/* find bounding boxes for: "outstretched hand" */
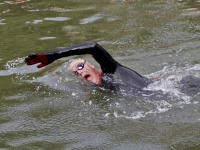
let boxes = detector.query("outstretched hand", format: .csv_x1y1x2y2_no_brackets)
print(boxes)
25,54,48,68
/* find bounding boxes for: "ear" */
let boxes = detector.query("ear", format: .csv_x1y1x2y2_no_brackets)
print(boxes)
86,62,95,69
91,65,95,69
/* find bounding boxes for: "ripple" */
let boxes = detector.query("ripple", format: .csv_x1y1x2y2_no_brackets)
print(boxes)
44,17,70,22
180,8,200,17
26,20,43,24
49,6,95,12
5,0,30,4
26,17,70,24
79,13,103,24
0,19,6,25
106,17,118,22
39,37,56,40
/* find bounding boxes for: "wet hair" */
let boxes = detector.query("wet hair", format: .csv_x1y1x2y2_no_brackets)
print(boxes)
69,59,95,71
68,59,85,71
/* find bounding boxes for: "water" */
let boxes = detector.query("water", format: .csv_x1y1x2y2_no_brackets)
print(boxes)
0,0,200,149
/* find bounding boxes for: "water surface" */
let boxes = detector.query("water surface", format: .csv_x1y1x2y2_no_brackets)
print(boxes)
0,0,200,149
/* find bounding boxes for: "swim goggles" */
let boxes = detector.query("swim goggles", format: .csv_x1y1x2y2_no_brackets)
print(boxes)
75,60,86,75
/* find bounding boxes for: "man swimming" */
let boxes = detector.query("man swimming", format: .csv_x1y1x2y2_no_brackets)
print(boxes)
25,42,152,91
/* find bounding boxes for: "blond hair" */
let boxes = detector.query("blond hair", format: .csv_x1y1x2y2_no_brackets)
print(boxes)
69,59,85,70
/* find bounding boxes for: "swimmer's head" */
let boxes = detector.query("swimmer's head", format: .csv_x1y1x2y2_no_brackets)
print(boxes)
69,59,101,85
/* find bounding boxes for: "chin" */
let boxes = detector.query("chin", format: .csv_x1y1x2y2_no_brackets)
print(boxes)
91,79,98,84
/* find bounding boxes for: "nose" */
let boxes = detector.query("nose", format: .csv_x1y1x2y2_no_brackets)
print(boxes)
76,70,83,76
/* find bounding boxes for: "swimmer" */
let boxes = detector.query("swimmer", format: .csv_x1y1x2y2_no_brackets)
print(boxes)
25,42,152,91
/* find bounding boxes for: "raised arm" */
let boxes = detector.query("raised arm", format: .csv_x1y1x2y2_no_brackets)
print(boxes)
25,42,118,73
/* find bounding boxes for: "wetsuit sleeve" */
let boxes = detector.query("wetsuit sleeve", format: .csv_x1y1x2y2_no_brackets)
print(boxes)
25,42,118,73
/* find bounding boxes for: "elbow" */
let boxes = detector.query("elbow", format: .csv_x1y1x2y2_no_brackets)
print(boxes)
86,41,99,48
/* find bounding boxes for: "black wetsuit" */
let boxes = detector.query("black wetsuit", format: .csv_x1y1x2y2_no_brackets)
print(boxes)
36,42,152,91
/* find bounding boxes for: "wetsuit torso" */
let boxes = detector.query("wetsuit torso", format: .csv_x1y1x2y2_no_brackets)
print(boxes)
35,42,152,91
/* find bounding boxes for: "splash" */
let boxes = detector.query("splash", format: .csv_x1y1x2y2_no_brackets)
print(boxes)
3,58,199,122
145,64,200,100
105,64,200,122
0,57,40,77
28,62,83,92
5,57,25,69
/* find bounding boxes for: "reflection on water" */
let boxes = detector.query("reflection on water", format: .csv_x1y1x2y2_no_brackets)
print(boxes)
44,17,71,22
26,20,43,24
80,13,104,24
180,8,200,17
0,0,200,149
26,17,71,24
39,37,56,40
0,19,6,25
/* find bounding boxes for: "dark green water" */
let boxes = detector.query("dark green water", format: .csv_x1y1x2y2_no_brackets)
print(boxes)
0,0,200,149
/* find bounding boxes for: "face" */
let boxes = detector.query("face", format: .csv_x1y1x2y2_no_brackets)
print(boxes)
69,59,101,85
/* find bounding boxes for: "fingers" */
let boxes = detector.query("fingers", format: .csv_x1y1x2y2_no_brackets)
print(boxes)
25,58,38,65
25,57,37,62
27,61,38,65
25,53,40,66
37,63,46,68
25,58,46,68
36,54,48,65
24,54,48,68
36,54,48,68
24,53,37,63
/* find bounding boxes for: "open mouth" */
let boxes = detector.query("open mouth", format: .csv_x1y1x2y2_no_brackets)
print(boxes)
84,74,92,81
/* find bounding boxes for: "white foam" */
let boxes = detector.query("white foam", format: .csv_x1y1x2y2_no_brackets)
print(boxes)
39,37,56,40
79,13,103,24
0,57,43,76
26,19,43,24
44,17,70,21
145,65,194,101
